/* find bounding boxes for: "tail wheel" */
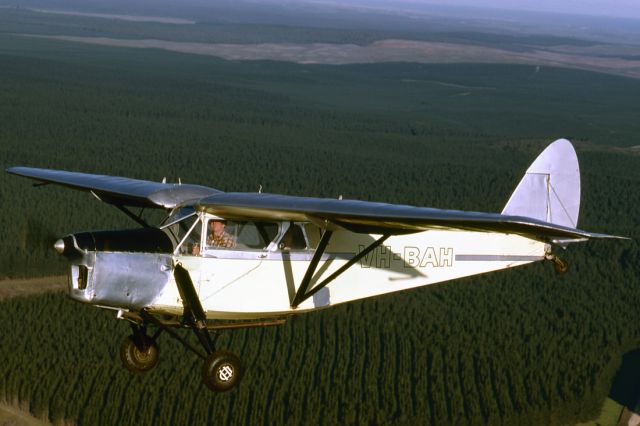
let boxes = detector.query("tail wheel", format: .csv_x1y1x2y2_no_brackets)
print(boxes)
120,334,159,373
545,251,569,275
553,256,569,274
202,350,243,392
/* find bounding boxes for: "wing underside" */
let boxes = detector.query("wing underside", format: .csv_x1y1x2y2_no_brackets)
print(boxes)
7,167,221,209
197,192,621,242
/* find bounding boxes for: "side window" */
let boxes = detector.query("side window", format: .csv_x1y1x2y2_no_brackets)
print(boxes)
304,223,321,247
205,219,237,249
256,222,279,248
278,223,309,251
204,219,279,250
236,222,261,248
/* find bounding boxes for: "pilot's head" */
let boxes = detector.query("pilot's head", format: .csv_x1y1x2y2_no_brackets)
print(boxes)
210,220,226,236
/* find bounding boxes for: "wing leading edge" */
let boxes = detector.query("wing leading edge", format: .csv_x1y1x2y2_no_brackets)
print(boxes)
7,167,221,209
197,192,623,243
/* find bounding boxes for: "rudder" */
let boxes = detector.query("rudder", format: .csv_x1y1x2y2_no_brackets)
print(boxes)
502,138,580,228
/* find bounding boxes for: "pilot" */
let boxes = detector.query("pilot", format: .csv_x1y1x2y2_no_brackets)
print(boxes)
191,242,200,256
207,220,236,248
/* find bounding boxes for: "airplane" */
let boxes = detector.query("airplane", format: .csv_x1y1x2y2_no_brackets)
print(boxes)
6,138,624,392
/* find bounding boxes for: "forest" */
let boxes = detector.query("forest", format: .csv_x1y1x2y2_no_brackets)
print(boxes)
0,31,639,425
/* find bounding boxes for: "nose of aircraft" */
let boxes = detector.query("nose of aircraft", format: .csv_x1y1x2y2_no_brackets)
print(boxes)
54,238,65,254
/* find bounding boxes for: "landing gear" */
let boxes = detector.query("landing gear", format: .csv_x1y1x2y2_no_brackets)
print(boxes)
116,264,247,391
202,350,243,392
119,333,159,373
118,314,244,391
172,263,244,392
552,256,568,274
545,249,569,275
116,265,283,391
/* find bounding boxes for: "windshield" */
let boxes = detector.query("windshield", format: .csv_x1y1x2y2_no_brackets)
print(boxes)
161,206,196,229
166,215,201,255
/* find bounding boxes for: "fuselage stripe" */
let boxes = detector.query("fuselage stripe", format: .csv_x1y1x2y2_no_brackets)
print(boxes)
455,254,543,262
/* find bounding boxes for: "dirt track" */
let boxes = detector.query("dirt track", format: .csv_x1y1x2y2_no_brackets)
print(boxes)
0,275,66,300
0,403,50,426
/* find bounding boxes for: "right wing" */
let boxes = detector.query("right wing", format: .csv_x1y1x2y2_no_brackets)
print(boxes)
196,192,624,243
7,167,221,209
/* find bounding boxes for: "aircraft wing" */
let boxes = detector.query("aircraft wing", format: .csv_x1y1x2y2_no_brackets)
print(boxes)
7,167,221,209
197,192,622,242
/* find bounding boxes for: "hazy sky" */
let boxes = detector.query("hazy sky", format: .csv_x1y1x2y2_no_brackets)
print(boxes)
396,0,640,19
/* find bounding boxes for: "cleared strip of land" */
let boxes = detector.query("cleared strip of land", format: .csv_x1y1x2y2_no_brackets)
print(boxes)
0,275,66,300
0,403,50,426
20,35,640,79
28,8,195,24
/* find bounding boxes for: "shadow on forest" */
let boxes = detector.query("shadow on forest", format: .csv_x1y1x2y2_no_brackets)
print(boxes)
610,349,640,412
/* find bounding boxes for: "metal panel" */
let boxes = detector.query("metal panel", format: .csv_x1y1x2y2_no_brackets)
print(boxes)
89,252,173,309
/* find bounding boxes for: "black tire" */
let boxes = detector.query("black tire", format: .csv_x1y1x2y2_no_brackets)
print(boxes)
202,350,243,392
120,334,159,373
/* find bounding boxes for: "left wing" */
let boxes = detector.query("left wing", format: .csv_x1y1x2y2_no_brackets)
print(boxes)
197,192,622,243
7,167,221,209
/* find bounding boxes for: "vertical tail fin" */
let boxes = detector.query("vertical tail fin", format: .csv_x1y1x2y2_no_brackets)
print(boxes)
502,139,580,228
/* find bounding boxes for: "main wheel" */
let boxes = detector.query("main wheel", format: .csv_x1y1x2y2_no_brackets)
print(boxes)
120,334,159,373
202,350,243,392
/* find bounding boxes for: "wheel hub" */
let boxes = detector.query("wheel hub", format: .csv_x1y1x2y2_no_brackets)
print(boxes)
217,364,234,382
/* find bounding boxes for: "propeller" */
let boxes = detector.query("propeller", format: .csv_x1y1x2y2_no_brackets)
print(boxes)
23,217,59,252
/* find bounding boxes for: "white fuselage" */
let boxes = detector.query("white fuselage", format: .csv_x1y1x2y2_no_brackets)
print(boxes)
148,229,545,319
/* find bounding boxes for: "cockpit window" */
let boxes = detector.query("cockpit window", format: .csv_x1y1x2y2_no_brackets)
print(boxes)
161,206,196,229
278,223,308,251
204,219,278,250
254,222,279,247
206,219,237,249
169,215,201,255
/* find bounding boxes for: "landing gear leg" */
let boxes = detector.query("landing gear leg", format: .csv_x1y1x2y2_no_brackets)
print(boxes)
174,263,244,392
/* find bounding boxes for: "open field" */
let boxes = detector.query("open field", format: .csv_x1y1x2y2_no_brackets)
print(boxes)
20,34,640,79
28,8,195,25
3,4,640,80
576,398,624,425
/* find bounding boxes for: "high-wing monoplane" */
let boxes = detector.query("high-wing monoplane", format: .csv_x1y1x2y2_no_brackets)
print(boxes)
6,139,624,391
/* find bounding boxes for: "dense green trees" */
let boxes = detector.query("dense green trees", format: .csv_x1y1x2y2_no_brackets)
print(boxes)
0,268,638,425
0,34,638,425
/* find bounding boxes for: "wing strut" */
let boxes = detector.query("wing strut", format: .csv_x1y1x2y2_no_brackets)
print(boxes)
174,263,216,354
291,232,390,308
90,189,151,227
291,229,333,308
113,204,150,228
